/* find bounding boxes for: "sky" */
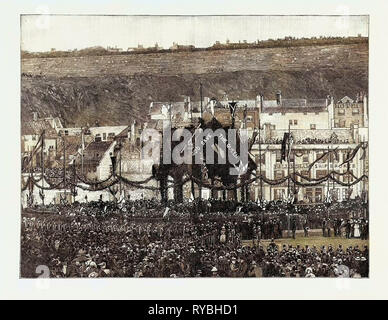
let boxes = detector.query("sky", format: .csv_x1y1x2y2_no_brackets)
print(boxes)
21,15,369,52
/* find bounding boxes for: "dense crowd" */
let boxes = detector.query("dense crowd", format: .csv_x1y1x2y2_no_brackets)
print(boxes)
262,137,350,145
21,199,369,278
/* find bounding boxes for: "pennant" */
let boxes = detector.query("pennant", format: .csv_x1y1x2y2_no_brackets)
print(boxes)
281,133,293,162
281,133,288,162
163,207,170,218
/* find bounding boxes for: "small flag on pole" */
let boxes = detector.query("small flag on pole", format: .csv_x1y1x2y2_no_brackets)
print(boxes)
163,207,170,219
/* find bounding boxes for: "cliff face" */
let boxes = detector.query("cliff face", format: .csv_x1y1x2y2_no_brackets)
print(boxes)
21,42,368,127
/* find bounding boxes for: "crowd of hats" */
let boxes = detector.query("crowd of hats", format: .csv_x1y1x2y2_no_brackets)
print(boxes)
20,199,369,278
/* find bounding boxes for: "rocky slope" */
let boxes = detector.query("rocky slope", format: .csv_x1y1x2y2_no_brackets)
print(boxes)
21,42,368,127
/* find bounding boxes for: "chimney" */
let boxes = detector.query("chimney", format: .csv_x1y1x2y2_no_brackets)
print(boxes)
256,94,262,110
276,90,282,106
131,120,136,144
263,123,272,141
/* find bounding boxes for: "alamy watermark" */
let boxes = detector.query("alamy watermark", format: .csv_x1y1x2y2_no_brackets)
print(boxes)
141,121,249,176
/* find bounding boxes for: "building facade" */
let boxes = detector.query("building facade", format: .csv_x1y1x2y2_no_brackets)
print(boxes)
333,94,368,128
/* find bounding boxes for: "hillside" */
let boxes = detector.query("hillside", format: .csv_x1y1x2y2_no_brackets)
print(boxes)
21,42,368,127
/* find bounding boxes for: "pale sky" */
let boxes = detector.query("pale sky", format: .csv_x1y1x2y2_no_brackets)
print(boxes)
21,15,368,52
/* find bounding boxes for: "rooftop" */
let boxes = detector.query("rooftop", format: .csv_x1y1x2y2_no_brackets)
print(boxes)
264,128,354,144
21,118,58,137
82,141,114,166
261,98,328,113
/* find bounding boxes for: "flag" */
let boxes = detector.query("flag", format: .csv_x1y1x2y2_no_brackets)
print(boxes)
163,207,170,218
281,133,293,162
288,134,294,159
233,160,248,177
325,193,332,204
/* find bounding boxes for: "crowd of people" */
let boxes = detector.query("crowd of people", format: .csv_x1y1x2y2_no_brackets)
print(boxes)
20,198,369,278
262,137,350,145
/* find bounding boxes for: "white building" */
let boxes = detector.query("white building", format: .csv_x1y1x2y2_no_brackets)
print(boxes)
259,91,334,130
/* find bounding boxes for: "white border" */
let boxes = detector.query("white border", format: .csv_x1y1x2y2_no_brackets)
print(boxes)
1,0,388,300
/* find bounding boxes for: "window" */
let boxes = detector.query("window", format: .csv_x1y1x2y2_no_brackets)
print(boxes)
294,120,298,125
316,153,326,163
95,134,101,142
330,189,339,201
338,109,345,115
352,108,359,114
270,125,276,130
32,135,36,141
275,151,282,162
303,155,309,163
255,154,265,165
301,170,310,181
305,188,313,202
274,170,284,179
310,124,316,130
343,170,354,183
103,133,107,141
289,120,293,125
274,189,285,200
246,116,253,122
334,120,339,128
316,170,327,179
64,130,69,136
315,188,323,202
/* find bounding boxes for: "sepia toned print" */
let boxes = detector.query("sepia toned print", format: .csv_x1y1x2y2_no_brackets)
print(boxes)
20,15,368,278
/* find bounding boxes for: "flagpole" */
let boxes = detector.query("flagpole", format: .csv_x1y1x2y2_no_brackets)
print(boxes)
63,136,66,189
287,123,290,197
258,121,263,203
327,144,330,200
331,138,334,197
41,129,45,205
199,82,203,204
347,148,351,200
119,142,122,196
293,149,296,197
81,128,84,176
